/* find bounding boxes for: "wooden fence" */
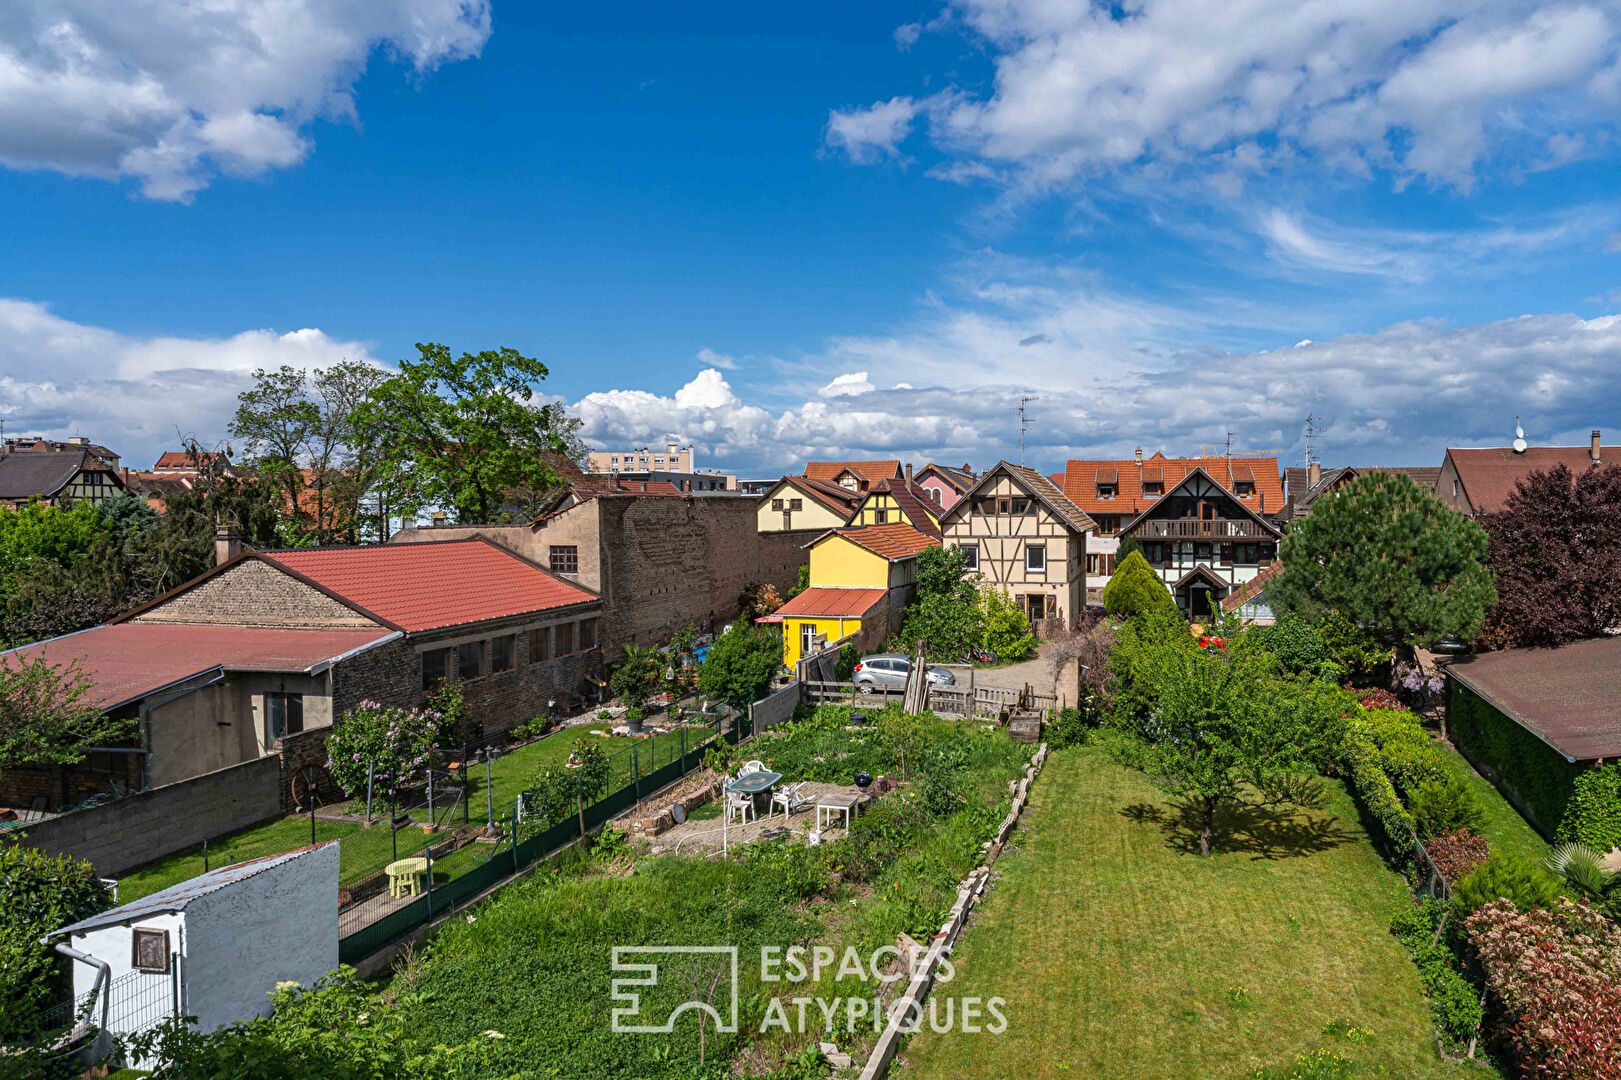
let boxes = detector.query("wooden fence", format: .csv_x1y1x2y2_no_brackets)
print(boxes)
800,680,1058,720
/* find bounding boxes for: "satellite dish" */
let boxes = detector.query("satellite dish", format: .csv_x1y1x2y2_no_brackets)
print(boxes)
1512,437,1528,453
1512,418,1527,453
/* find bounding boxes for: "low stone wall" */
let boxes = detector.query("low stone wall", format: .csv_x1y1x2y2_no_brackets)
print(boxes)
17,755,283,877
856,743,1049,1080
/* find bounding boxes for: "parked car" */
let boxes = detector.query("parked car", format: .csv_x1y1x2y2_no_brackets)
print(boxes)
851,653,956,690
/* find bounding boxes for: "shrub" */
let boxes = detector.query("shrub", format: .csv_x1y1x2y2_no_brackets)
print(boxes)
698,622,782,708
1347,687,1404,712
1316,610,1391,687
1389,896,1485,1052
1407,776,1487,839
1422,829,1491,886
1558,761,1621,852
1341,733,1413,855
835,641,859,682
324,699,439,806
978,585,1035,660
1246,612,1330,676
1345,706,1449,796
1102,550,1177,619
425,681,473,746
1465,898,1621,1080
1545,841,1616,900
0,843,111,1041
1047,707,1089,749
742,838,833,901
524,739,613,827
1451,853,1563,924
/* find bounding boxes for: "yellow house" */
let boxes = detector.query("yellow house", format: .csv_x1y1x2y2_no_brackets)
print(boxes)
763,522,938,668
846,477,943,537
755,475,860,534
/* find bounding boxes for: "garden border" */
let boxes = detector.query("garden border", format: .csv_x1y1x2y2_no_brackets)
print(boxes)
856,742,1049,1080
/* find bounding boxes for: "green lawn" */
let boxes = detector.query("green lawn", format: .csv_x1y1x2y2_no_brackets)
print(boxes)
1438,743,1550,866
116,723,711,903
902,747,1485,1080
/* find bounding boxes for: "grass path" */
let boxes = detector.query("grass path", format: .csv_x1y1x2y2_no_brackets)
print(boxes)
901,747,1483,1080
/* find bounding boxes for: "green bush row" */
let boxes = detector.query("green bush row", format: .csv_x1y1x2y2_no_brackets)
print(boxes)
1389,899,1484,1053
1341,731,1413,856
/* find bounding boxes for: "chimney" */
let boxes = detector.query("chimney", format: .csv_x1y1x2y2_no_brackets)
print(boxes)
1134,446,1143,464
214,527,241,567
1308,461,1321,488
1592,429,1602,465
905,463,914,485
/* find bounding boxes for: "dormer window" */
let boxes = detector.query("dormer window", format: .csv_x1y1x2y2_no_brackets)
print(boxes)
1235,481,1255,497
1143,482,1162,497
1097,484,1116,500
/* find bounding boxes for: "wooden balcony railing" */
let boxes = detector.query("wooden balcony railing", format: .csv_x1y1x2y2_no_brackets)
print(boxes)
1133,518,1270,539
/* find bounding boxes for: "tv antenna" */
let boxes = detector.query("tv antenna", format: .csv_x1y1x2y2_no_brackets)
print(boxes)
1017,396,1039,466
1303,414,1333,466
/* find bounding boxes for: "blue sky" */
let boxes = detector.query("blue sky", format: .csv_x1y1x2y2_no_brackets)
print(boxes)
2,1,1620,476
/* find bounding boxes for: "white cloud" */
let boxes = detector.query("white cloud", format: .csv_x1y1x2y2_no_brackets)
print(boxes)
695,347,739,371
818,372,876,398
893,22,922,51
834,0,1621,189
0,297,382,467
0,0,491,201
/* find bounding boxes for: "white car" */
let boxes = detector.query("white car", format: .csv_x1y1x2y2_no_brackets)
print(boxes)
852,653,956,690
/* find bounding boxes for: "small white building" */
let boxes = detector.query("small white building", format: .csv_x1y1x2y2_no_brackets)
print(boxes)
49,843,338,1060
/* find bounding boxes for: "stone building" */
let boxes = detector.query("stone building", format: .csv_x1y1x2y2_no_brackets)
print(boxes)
391,486,809,661
1,536,602,811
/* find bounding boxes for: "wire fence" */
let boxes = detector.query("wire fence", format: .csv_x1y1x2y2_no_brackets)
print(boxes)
34,955,179,1052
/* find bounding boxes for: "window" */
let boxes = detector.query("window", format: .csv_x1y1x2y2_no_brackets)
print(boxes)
491,634,515,673
579,618,597,650
1097,484,1116,500
1234,543,1259,565
550,545,579,575
874,508,888,524
266,693,304,741
1235,481,1255,497
528,627,551,663
971,497,989,515
1194,542,1212,562
771,498,784,510
801,623,818,658
1143,482,1163,497
1011,496,1032,514
1086,553,1116,576
997,498,1011,515
456,641,484,680
560,622,578,655
423,647,450,689
1026,544,1047,573
1452,478,1460,497
958,542,979,571
1095,515,1118,536
789,498,802,511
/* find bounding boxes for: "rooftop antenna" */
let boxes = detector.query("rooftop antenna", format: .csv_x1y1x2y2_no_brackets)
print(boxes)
1512,416,1528,454
1224,430,1236,485
1303,414,1332,467
1017,396,1039,466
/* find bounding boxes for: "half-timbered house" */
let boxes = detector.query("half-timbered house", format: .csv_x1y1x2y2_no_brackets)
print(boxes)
0,448,128,510
938,461,1095,630
846,476,942,538
1119,467,1283,617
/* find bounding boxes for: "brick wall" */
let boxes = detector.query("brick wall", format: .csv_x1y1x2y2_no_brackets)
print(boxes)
18,756,283,877
412,619,605,738
132,559,376,629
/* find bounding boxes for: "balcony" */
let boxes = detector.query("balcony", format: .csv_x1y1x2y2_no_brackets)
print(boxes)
1133,518,1270,539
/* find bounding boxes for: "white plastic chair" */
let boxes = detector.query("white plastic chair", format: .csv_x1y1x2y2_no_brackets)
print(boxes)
770,782,811,819
726,789,756,824
739,760,765,776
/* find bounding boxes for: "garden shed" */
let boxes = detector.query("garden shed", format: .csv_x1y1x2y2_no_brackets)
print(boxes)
1445,638,1621,838
49,842,338,1053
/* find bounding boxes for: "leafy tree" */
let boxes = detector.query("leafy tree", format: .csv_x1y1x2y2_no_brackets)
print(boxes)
1102,549,1177,619
231,365,320,535
1272,471,1495,649
900,545,982,659
1478,462,1621,648
698,623,781,708
0,655,132,769
0,844,111,1042
610,644,663,711
786,564,810,600
1111,614,1346,855
0,501,106,597
354,344,574,524
979,585,1035,660
139,464,283,592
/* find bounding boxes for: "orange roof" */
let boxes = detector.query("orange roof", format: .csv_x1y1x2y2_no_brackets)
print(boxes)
1058,453,1283,517
804,460,903,485
760,587,887,621
825,522,939,560
153,450,224,470
263,539,597,633
1221,561,1284,613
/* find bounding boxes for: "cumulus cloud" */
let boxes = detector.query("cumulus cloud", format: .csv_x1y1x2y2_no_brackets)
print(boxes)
831,0,1621,189
0,297,382,467
818,372,876,398
0,0,491,200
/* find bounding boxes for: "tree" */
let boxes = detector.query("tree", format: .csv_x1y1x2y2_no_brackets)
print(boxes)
1478,463,1621,649
139,464,282,592
979,585,1036,660
0,844,111,1041
610,644,663,711
1114,534,1141,563
231,365,321,535
899,545,983,659
1111,610,1345,855
698,623,781,708
323,700,439,812
786,564,810,600
0,655,132,769
354,344,574,524
1101,549,1177,619
1272,470,1496,649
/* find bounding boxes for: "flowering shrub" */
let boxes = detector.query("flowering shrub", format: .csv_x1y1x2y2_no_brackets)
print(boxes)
325,700,440,806
1465,898,1621,1079
1422,829,1490,886
1196,635,1227,650
1396,663,1446,708
1347,686,1406,712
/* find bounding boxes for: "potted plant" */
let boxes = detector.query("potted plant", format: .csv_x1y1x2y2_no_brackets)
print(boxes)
626,706,645,734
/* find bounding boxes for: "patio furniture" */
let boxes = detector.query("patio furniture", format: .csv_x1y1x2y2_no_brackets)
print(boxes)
723,768,782,825
817,794,859,833
739,759,766,776
770,782,812,819
386,857,428,899
725,790,756,824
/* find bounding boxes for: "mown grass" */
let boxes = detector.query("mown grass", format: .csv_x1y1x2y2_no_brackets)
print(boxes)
902,746,1487,1080
116,724,704,902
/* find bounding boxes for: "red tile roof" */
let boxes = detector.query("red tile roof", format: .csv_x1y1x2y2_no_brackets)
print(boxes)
1445,446,1619,515
762,587,887,621
827,522,939,560
2,624,395,711
264,539,597,633
1058,453,1283,517
864,479,943,539
1221,561,1284,613
152,450,226,470
804,460,903,485
572,477,685,498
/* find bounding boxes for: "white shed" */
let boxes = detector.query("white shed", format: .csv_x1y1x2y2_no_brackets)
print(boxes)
49,842,338,1055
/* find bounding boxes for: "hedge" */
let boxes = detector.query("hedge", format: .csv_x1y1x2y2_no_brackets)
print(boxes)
1558,762,1621,852
1447,681,1585,836
1342,729,1414,857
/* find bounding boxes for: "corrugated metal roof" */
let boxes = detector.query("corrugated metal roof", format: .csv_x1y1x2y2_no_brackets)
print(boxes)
768,587,888,619
264,538,598,633
50,844,335,938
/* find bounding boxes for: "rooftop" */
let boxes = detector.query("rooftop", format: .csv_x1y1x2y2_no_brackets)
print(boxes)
0,449,112,500
1056,453,1283,518
758,587,888,622
1445,445,1618,515
263,538,598,633
2,624,397,711
804,460,903,486
825,522,939,560
1446,636,1621,760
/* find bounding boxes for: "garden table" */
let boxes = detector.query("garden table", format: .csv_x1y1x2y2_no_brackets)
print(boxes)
816,794,859,833
721,770,781,853
386,857,428,899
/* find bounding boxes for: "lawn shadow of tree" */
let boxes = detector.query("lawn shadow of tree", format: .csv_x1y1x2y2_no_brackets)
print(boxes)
1119,792,1355,861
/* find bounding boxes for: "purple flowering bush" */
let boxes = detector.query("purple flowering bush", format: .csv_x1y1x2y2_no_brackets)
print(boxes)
325,699,441,807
